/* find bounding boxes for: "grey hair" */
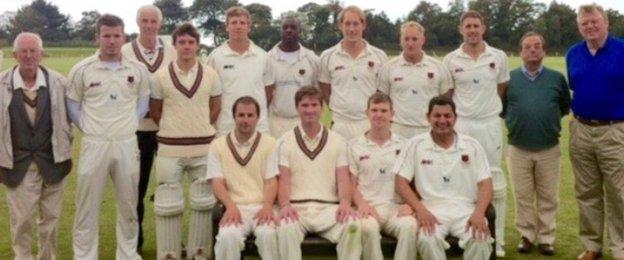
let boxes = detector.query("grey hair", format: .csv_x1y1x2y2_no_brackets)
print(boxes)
136,5,163,24
13,32,43,52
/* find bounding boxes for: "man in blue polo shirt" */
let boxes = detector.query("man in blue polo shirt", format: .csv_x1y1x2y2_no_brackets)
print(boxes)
566,4,624,260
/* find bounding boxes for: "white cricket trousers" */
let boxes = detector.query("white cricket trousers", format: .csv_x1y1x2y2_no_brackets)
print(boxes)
73,135,141,260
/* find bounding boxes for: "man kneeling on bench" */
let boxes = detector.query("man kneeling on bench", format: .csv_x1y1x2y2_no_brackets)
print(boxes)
395,96,494,259
273,86,362,260
208,96,279,260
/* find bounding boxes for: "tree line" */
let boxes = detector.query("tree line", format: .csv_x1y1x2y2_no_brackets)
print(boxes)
4,0,624,53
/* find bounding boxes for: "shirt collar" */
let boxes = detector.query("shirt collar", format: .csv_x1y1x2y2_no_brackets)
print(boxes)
224,40,258,57
12,67,47,91
231,131,258,148
270,42,305,60
94,56,132,70
457,41,494,60
521,65,544,81
336,40,373,59
298,122,324,142
172,60,199,75
399,52,428,67
136,37,164,54
362,132,402,148
422,132,466,152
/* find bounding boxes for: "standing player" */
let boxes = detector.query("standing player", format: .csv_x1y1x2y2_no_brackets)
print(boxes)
207,6,274,136
268,16,319,138
121,4,177,250
149,23,222,260
208,96,278,260
67,14,151,260
274,86,361,260
378,21,452,139
443,10,509,257
351,93,418,260
319,5,388,140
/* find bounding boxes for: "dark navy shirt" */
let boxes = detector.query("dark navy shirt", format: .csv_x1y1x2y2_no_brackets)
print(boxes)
566,35,624,120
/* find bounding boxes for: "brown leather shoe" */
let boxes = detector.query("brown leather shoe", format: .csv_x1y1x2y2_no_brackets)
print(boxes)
577,251,602,260
517,237,533,254
538,244,555,256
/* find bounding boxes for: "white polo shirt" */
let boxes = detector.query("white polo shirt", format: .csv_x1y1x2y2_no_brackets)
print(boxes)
378,54,452,127
207,41,274,134
443,43,509,118
348,133,406,206
67,55,151,138
394,133,491,208
319,41,388,121
268,43,320,118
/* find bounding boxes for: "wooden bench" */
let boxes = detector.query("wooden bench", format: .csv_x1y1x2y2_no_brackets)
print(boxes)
212,204,496,259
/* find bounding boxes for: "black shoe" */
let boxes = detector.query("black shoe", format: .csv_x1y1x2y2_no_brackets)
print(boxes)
517,237,533,254
538,244,555,256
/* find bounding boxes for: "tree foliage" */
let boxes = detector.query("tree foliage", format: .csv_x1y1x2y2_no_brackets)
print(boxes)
9,0,71,42
189,0,239,46
73,10,101,41
154,0,189,34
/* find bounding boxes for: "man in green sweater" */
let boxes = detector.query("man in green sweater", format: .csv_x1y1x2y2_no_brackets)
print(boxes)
503,31,570,256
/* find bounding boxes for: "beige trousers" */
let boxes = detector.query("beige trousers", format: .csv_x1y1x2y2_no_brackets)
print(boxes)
570,119,624,258
417,202,493,260
269,115,299,139
507,144,561,244
331,118,370,141
214,204,278,260
72,135,141,260
6,164,65,260
391,123,429,140
360,203,418,260
277,203,362,260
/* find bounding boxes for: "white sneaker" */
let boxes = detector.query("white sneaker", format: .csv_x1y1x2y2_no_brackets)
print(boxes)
496,244,506,258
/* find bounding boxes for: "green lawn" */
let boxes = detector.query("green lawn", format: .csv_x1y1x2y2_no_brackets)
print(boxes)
0,50,603,259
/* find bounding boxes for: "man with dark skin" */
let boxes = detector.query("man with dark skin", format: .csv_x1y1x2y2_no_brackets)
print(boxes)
268,16,319,138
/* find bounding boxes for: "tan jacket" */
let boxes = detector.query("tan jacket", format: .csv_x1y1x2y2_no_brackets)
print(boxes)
0,66,73,169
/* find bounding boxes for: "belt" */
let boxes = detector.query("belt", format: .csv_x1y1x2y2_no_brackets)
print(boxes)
574,115,624,126
290,199,339,204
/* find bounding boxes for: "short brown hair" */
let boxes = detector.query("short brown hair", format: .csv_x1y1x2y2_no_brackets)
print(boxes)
460,10,485,26
96,14,124,34
519,31,546,51
232,96,260,118
172,23,200,45
226,6,251,24
427,96,456,116
295,86,323,107
367,92,393,109
338,5,366,24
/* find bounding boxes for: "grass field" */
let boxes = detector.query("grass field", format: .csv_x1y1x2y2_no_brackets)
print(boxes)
0,48,602,259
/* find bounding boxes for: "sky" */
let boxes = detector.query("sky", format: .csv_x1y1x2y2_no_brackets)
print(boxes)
1,0,623,34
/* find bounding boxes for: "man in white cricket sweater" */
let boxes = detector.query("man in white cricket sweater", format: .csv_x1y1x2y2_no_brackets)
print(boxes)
274,86,361,260
120,5,177,250
208,96,278,260
149,24,222,260
351,92,418,260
